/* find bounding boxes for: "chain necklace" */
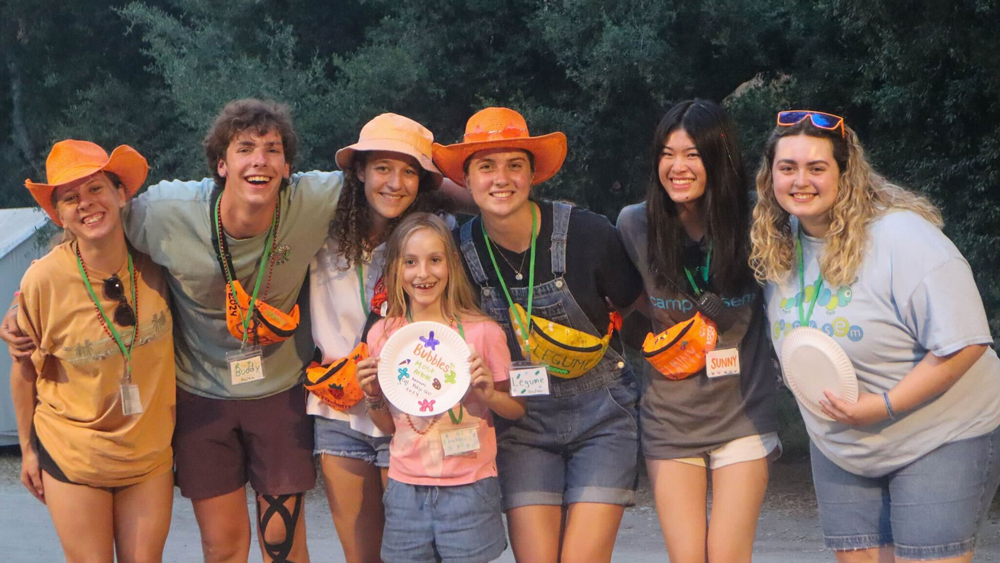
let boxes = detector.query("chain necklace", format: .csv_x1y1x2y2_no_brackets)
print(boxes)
488,239,528,281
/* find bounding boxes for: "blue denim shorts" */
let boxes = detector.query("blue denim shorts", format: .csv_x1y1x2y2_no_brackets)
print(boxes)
810,425,1000,560
381,477,507,563
495,369,640,511
313,417,390,468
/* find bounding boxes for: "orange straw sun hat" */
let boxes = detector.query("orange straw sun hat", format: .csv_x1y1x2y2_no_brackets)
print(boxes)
25,140,149,227
335,113,443,188
432,107,567,186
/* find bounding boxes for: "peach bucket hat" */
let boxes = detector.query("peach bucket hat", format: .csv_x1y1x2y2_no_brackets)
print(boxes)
335,113,443,188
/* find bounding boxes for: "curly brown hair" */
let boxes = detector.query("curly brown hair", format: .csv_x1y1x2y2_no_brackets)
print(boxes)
330,152,444,269
203,99,299,188
750,119,942,286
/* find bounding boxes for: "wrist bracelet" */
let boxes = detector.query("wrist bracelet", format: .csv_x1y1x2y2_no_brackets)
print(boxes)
883,392,896,420
364,394,386,411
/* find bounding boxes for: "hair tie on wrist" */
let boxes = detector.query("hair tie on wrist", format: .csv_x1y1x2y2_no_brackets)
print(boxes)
883,392,896,420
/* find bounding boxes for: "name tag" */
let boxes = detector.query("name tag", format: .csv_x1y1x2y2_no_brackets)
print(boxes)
706,348,740,378
120,383,143,415
509,363,550,397
228,346,265,385
441,426,480,456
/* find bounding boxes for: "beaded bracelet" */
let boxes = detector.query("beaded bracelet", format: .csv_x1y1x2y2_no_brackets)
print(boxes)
364,393,386,411
883,392,896,420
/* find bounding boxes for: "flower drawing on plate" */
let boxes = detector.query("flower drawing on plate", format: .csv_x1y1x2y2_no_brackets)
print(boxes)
419,399,436,412
419,331,441,351
397,367,410,381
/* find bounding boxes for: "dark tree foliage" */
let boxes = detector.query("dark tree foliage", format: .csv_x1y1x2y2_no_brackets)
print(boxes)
3,0,999,329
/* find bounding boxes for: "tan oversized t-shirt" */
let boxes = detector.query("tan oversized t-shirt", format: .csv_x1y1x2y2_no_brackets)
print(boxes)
17,242,175,487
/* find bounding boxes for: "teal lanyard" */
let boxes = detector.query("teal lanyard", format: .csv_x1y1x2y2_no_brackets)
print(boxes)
75,249,137,379
683,242,713,297
796,228,825,327
214,197,278,346
406,309,466,424
481,204,537,356
356,263,370,315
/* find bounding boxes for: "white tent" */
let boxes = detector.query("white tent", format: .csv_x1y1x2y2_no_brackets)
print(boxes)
0,208,51,446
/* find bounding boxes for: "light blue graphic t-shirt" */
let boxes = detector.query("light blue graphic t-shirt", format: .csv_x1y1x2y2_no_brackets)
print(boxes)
765,211,1000,477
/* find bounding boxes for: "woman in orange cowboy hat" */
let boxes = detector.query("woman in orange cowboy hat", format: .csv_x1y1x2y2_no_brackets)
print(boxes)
12,140,175,563
434,108,646,563
307,113,450,563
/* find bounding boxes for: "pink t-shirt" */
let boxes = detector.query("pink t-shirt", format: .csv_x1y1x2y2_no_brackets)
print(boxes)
368,316,511,486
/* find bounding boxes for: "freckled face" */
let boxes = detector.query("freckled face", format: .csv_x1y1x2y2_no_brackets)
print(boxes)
53,173,127,243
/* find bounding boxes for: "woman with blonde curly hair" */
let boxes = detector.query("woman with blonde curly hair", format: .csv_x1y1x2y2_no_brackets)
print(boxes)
752,111,1000,563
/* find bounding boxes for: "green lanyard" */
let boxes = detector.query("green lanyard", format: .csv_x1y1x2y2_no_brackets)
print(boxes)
214,197,278,346
406,309,467,424
683,242,713,297
481,204,537,356
356,263,370,315
796,228,825,327
75,250,137,379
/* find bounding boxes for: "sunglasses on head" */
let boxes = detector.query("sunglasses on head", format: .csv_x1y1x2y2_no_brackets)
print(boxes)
777,110,845,138
103,275,136,327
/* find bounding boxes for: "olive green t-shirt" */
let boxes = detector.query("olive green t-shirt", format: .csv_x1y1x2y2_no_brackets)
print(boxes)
126,171,343,399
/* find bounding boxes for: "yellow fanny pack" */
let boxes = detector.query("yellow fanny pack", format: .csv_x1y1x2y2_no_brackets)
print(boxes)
509,303,622,379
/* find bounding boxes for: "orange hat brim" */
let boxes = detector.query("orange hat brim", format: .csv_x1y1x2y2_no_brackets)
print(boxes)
432,132,567,187
25,145,148,227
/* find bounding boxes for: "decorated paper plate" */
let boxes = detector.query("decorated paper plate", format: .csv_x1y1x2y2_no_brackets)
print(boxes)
377,321,471,417
780,327,859,422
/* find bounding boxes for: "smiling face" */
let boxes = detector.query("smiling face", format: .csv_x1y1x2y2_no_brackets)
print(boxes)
400,227,450,315
659,128,707,206
359,150,421,228
53,173,127,243
464,149,534,220
771,134,841,237
216,129,290,208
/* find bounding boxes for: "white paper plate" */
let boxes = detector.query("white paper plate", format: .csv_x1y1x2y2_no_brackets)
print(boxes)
378,321,471,417
780,327,859,421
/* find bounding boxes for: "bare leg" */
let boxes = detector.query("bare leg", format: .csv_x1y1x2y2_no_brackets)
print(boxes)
192,487,252,563
43,470,115,563
112,470,174,563
506,505,563,563
256,492,310,563
319,454,386,563
835,547,896,563
647,458,709,563
561,503,625,563
707,459,769,563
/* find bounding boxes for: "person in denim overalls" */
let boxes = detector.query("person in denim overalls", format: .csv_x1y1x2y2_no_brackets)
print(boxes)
434,107,644,563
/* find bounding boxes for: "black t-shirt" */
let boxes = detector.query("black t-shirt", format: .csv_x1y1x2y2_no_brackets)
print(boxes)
458,201,644,334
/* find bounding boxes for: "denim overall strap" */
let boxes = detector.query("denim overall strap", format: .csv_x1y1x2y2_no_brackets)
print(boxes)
460,217,490,286
550,201,571,275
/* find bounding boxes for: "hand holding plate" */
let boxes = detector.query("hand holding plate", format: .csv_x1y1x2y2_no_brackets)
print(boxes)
357,355,381,397
819,390,889,427
469,350,495,402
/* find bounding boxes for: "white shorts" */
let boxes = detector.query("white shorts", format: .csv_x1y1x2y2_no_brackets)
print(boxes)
673,432,781,470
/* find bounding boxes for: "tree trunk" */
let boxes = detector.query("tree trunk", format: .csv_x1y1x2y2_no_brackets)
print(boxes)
6,49,41,177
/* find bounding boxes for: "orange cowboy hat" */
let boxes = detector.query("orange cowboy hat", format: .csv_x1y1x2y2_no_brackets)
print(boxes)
336,113,443,188
25,140,149,227
432,107,567,186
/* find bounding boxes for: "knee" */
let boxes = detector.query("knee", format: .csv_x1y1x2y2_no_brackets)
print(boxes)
200,528,250,563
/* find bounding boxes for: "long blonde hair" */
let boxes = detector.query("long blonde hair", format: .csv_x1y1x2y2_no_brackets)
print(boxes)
750,119,942,286
382,212,486,327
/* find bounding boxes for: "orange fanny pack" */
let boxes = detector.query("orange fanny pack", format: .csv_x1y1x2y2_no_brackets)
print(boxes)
304,342,368,412
225,279,300,347
641,312,718,380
